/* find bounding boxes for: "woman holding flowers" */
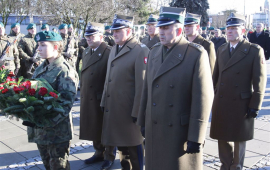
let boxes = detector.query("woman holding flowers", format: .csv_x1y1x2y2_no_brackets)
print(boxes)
23,31,78,170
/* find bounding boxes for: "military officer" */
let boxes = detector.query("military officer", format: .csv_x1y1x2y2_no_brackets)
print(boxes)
137,7,214,170
59,24,78,69
100,14,149,170
201,27,209,39
0,22,20,74
18,23,39,78
184,13,216,73
41,24,49,31
79,22,116,170
23,31,78,170
104,26,115,46
210,13,267,170
140,14,160,49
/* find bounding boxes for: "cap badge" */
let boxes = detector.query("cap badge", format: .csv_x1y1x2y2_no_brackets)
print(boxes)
36,35,40,41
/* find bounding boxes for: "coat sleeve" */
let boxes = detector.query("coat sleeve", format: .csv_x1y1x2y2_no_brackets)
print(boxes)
18,39,31,61
131,46,149,118
204,41,216,74
212,49,220,89
13,45,20,69
249,47,267,109
188,49,214,144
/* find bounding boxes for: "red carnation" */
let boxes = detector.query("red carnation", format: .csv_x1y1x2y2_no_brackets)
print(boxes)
49,92,58,99
38,87,48,96
0,87,4,90
21,81,31,89
9,83,17,86
0,65,5,70
13,86,25,94
8,72,15,77
2,88,8,94
28,88,36,96
6,76,15,82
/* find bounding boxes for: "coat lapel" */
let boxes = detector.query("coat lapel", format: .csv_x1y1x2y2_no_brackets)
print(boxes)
82,42,107,72
148,35,160,48
153,37,188,80
222,40,250,72
193,35,204,45
112,37,138,61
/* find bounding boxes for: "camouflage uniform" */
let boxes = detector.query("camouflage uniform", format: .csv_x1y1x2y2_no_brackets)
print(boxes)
76,38,88,72
104,32,115,47
8,30,25,46
28,56,79,170
18,33,39,78
0,35,20,73
61,33,78,69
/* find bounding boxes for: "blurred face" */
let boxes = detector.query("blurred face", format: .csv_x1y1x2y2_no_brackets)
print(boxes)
159,24,182,49
256,24,263,33
210,30,215,35
85,33,103,49
106,29,111,33
202,30,206,34
0,26,5,36
60,28,68,34
214,30,220,37
113,28,132,46
226,26,245,43
68,27,73,33
12,26,20,34
37,41,55,59
146,24,158,36
42,27,49,31
184,24,199,37
28,28,36,35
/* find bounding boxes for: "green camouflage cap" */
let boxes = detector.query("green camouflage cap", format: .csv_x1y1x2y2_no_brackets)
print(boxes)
184,12,201,25
0,22,4,28
157,7,186,27
58,24,68,30
35,31,62,42
11,23,20,29
27,23,36,30
41,24,49,30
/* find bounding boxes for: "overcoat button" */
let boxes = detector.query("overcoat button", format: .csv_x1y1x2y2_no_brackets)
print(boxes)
153,103,156,106
170,85,174,88
169,104,173,107
156,84,159,88
168,123,173,127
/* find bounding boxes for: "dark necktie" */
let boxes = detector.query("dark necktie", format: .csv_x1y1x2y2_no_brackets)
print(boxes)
230,47,235,55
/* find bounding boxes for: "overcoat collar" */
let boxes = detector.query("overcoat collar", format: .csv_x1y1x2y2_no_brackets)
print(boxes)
112,37,138,61
34,56,65,77
82,42,107,72
147,34,160,48
192,34,204,45
219,40,250,72
153,36,189,80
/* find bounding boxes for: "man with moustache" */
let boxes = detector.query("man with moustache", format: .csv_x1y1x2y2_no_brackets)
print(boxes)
184,13,216,73
101,14,149,170
211,29,227,52
141,14,160,48
210,13,267,170
79,23,116,170
137,7,213,170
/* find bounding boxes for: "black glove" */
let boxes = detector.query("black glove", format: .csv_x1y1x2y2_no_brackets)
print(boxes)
14,68,19,75
186,141,201,154
22,121,36,128
246,108,259,118
132,117,137,123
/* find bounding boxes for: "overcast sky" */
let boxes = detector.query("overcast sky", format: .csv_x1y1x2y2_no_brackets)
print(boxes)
208,0,266,15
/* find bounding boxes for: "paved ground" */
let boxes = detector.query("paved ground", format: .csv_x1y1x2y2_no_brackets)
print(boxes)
0,61,270,170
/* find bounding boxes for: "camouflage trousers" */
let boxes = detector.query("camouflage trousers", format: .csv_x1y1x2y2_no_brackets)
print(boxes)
37,141,70,170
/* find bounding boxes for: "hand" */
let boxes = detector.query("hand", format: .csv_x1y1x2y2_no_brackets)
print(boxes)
186,141,201,154
14,68,19,75
246,108,259,118
132,117,137,123
22,121,36,128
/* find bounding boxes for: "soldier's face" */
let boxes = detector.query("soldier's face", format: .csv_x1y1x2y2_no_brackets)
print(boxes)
113,28,131,46
146,24,158,36
214,30,220,37
37,41,55,60
28,28,36,35
85,34,103,49
68,27,73,32
159,24,182,48
184,24,199,36
12,26,20,34
226,26,245,42
0,26,5,36
256,24,263,33
60,28,68,34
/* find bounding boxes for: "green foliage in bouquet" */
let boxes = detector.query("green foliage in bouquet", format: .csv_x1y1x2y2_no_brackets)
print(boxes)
0,72,71,128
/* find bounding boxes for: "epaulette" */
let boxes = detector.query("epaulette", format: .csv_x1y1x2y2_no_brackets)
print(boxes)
151,42,161,49
188,42,204,52
250,43,261,49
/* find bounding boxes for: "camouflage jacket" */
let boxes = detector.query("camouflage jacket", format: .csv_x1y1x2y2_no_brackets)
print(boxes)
0,35,20,72
27,56,79,145
61,33,78,67
18,33,39,69
8,30,25,46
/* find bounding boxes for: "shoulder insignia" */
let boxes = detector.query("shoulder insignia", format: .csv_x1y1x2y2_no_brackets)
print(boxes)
188,42,204,51
250,43,261,49
140,43,146,48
